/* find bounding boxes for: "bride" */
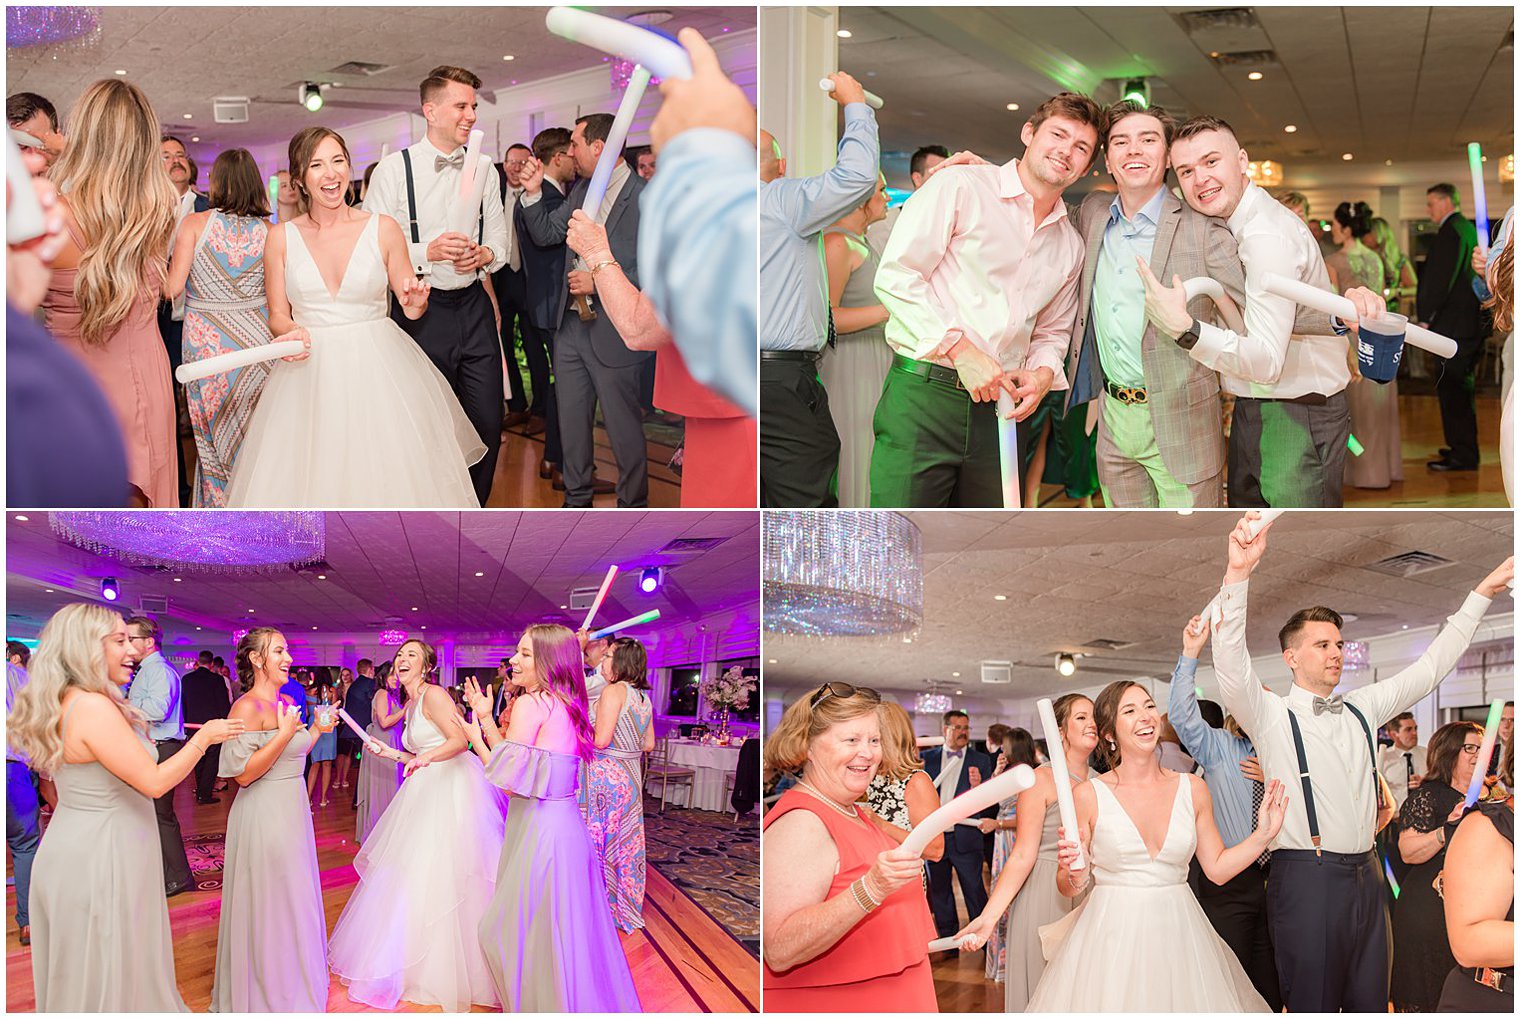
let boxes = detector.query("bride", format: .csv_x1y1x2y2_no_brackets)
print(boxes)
1025,670,1286,1012
326,639,507,1011
224,126,484,507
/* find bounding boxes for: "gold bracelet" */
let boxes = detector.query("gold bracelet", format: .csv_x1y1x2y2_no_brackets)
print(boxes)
849,877,879,914
588,258,621,276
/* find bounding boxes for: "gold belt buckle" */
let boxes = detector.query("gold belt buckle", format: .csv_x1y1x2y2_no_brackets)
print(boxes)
1116,386,1148,406
1474,967,1505,992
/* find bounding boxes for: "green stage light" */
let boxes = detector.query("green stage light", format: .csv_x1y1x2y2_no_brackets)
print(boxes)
1121,78,1149,108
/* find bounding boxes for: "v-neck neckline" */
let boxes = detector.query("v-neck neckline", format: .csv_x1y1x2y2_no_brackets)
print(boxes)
1099,772,1184,863
292,213,370,302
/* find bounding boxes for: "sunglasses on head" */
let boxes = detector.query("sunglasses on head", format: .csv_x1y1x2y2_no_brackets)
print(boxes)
809,682,881,709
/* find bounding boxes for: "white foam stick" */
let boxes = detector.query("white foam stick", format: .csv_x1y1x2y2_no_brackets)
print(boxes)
954,818,983,827
447,129,490,236
1197,510,1286,629
1260,272,1458,359
7,134,46,243
1182,277,1225,303
817,77,884,109
175,339,306,385
336,707,370,743
916,735,945,748
1036,698,1085,871
544,7,694,82
928,934,978,953
581,65,651,217
579,564,620,631
903,764,1035,857
997,392,1020,508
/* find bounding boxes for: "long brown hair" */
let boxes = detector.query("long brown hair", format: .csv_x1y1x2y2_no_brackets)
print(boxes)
49,79,176,346
525,624,595,763
286,126,351,215
1093,680,1149,768
234,627,284,693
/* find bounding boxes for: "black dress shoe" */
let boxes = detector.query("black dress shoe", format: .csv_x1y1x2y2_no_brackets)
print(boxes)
1427,458,1477,472
195,795,219,804
538,459,556,480
502,409,532,428
1438,447,1452,458
165,882,190,897
19,925,29,946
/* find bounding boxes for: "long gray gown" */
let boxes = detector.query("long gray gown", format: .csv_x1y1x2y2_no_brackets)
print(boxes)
29,701,189,1011
212,727,328,1012
355,693,404,843
481,737,642,1012
1004,764,1084,1012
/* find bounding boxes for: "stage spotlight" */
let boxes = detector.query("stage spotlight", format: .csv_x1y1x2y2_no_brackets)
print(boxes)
299,83,325,113
639,567,663,594
1055,653,1076,677
1120,78,1149,108
101,577,120,602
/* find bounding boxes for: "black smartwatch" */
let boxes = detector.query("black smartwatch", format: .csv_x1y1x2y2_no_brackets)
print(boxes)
1175,317,1202,350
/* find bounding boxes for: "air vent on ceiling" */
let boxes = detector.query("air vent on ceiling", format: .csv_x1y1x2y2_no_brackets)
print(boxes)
328,60,393,77
1082,638,1135,652
1179,8,1261,33
1364,551,1456,578
980,661,1012,685
140,595,169,614
1208,49,1279,68
568,585,602,611
657,536,730,554
212,97,248,124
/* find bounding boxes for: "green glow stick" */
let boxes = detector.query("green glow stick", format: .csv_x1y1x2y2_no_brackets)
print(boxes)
590,608,659,640
1347,434,1364,457
1467,142,1491,255
1463,698,1505,808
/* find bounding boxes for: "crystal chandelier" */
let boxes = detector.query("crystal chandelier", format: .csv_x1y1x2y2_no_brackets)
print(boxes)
914,692,952,714
379,629,408,646
50,511,325,573
6,6,101,50
763,511,923,637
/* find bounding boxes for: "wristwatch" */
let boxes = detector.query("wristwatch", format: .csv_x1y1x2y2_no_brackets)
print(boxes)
1175,317,1202,351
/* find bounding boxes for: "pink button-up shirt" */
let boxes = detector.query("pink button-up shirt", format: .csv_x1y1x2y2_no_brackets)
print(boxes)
875,157,1083,387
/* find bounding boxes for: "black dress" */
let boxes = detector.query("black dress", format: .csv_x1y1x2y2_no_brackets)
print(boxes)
1391,782,1464,1011
1436,801,1514,1013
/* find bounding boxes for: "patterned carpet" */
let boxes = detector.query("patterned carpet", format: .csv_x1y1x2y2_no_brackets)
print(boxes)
643,796,759,957
185,831,226,891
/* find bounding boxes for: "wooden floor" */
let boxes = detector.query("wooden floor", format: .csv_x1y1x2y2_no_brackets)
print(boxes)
1035,392,1508,509
5,778,756,1013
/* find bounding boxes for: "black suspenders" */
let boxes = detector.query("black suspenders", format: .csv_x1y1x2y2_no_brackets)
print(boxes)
401,148,485,247
1287,701,1382,857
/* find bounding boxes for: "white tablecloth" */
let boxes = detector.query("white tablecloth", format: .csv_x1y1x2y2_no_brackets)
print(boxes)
651,740,741,811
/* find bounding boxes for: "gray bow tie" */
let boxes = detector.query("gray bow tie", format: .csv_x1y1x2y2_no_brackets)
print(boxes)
1312,694,1345,716
435,153,465,172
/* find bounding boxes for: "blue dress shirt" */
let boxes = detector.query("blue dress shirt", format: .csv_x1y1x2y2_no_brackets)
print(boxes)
1092,187,1167,388
1167,655,1256,848
759,103,879,351
638,128,759,417
127,651,185,742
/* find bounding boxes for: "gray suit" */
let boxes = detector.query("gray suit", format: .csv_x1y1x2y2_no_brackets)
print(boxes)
1066,188,1245,506
520,171,652,506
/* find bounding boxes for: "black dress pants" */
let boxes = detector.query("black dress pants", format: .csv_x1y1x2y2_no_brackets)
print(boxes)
153,739,193,891
759,354,838,508
1267,848,1390,1012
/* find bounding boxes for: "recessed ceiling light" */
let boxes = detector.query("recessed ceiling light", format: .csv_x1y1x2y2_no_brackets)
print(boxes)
1248,71,1263,81
411,606,419,612
173,577,182,583
317,574,327,580
44,588,54,594
1342,152,1354,161
114,69,127,75
1401,624,1409,630
311,626,318,630
837,29,851,38
474,571,485,577
190,136,200,143
502,54,515,60
182,113,192,120
768,659,778,664
952,672,960,677
1006,102,1020,111
956,689,964,695
1283,125,1297,133
994,594,1008,601
560,604,567,609
902,636,912,643
195,626,202,630
420,625,427,630
247,609,255,614
1385,159,1394,166
13,514,27,522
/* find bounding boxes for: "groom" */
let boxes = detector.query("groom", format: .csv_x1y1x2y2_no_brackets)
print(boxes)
364,65,511,505
1209,512,1512,1011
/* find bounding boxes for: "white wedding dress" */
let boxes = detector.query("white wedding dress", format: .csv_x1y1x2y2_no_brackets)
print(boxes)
225,213,485,507
1025,775,1269,1013
327,694,508,1011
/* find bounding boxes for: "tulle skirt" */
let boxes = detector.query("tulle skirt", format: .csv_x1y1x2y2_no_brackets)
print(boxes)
225,316,485,507
328,752,508,1011
1026,881,1270,1012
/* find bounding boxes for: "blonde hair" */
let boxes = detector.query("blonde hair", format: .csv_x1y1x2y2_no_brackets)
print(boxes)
876,699,924,782
763,684,880,782
49,79,176,346
7,603,148,772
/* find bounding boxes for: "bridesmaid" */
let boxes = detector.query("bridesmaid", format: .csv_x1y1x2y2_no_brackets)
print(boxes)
213,627,333,1012
356,661,405,843
582,637,656,931
6,604,242,1010
955,692,1097,1011
463,624,641,1011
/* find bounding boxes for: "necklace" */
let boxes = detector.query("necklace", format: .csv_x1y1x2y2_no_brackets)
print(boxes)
797,778,862,820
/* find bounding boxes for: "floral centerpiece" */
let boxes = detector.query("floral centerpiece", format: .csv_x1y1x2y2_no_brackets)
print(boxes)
698,666,755,743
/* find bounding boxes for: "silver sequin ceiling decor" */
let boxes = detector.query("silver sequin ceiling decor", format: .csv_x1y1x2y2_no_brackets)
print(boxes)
50,511,326,573
763,511,923,637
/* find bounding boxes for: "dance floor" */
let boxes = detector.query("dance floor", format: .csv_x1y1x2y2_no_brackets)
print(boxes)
5,779,758,1013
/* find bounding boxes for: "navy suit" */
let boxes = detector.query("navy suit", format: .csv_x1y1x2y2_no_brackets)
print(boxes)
515,178,568,466
1417,211,1483,466
921,744,995,938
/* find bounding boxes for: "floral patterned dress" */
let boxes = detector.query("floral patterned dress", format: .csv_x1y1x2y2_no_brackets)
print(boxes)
985,792,1019,981
182,211,272,506
582,684,653,932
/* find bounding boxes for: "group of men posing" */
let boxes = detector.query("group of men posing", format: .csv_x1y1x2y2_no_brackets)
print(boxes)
761,81,1468,509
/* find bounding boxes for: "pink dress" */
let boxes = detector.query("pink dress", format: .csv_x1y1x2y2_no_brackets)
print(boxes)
43,224,177,507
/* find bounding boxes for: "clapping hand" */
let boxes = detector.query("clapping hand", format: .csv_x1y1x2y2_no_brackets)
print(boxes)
462,676,492,719
452,709,483,750
275,326,312,362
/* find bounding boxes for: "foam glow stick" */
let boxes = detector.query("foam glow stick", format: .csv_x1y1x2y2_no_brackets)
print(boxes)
266,175,279,220
581,65,651,217
1036,699,1085,871
1196,511,1286,629
916,735,945,748
1260,272,1458,359
175,339,306,384
447,129,490,236
1467,143,1491,256
1462,698,1504,808
997,392,1020,508
1381,854,1401,898
580,564,620,631
817,77,884,109
544,7,694,82
928,934,978,953
902,764,1035,856
1348,434,1365,457
589,608,660,640
336,707,371,743
1179,276,1247,334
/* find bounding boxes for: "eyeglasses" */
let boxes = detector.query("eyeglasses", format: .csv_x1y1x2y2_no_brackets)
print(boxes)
1461,743,1482,756
810,681,881,709
126,633,151,643
504,158,531,168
